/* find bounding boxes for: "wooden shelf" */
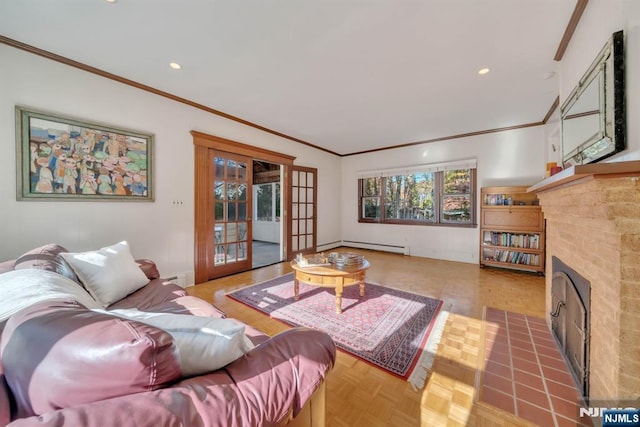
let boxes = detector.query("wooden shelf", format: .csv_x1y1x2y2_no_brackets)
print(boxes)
480,186,545,275
527,160,640,194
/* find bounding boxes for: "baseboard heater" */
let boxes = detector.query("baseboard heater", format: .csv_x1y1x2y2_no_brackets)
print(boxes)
316,241,342,251
340,240,405,254
164,274,187,288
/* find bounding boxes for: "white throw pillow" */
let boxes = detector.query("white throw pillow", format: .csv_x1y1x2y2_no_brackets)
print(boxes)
60,241,149,307
102,309,256,376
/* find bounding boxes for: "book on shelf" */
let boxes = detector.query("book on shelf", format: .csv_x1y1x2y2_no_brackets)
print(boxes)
483,232,540,249
484,249,540,266
483,194,525,206
484,194,507,206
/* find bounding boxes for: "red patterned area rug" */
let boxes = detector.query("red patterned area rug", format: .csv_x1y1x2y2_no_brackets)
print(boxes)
227,273,449,389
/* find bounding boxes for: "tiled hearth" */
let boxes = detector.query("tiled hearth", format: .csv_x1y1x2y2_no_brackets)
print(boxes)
479,307,592,427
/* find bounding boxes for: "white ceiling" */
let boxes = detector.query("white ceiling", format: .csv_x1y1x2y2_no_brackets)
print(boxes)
0,0,578,156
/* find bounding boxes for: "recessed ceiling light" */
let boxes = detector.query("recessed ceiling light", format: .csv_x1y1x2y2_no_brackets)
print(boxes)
478,68,490,75
105,0,117,3
169,62,182,70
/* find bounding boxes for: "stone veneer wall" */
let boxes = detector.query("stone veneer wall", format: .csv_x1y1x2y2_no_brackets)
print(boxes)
536,175,640,402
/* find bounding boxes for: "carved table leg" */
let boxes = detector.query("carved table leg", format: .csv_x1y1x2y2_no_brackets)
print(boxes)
294,276,300,301
335,278,344,314
359,274,365,297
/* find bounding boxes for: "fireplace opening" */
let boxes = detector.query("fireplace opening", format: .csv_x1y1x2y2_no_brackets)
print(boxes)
550,256,590,400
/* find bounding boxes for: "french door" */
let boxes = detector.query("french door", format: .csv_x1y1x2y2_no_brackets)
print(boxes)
194,147,253,282
208,151,252,278
287,166,317,259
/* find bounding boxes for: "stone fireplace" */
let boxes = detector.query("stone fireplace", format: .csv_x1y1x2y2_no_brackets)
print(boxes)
529,161,640,404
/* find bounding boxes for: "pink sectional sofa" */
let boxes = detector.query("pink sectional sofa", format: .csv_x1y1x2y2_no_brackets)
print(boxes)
0,244,336,426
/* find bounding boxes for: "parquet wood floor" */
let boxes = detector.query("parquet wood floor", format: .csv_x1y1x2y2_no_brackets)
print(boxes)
187,248,546,426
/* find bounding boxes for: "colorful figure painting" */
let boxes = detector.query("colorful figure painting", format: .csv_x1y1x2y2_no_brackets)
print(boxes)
16,107,153,201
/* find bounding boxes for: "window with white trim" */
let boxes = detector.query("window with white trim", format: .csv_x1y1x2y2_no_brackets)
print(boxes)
358,160,477,227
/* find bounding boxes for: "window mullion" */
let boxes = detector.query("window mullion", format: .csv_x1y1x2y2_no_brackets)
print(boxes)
380,177,386,223
435,171,442,224
358,179,364,222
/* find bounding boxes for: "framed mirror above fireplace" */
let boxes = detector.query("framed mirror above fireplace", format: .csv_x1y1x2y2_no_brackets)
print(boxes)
561,30,625,167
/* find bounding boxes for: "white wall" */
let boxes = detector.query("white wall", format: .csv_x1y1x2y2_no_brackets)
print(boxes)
253,222,280,243
544,109,563,167
0,45,342,284
341,126,546,264
559,0,640,161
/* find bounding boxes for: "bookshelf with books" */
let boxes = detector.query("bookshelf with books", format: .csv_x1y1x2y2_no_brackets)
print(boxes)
480,186,545,274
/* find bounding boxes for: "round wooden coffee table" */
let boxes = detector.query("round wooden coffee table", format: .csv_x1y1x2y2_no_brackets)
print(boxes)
290,259,370,314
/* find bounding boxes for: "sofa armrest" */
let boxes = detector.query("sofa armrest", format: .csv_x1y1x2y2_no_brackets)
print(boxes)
214,327,336,423
135,259,160,280
108,278,188,311
6,327,336,427
1,301,182,419
0,260,15,275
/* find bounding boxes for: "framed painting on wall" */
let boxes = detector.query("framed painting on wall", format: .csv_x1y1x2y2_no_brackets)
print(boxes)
15,106,154,201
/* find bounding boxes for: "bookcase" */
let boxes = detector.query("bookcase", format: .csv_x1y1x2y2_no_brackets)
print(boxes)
480,186,545,275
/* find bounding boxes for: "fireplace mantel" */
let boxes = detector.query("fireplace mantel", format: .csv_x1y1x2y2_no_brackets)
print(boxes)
527,160,640,194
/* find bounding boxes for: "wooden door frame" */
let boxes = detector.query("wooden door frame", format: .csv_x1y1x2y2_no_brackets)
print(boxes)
192,131,295,284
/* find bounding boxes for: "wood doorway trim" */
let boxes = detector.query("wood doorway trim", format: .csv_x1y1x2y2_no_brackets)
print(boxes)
192,131,296,284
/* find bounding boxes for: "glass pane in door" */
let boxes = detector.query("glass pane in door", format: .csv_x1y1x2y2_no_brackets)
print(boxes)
211,153,251,274
214,223,225,265
289,166,317,256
